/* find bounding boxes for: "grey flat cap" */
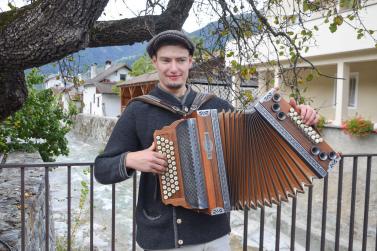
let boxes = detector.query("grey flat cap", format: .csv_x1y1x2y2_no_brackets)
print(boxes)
147,30,195,58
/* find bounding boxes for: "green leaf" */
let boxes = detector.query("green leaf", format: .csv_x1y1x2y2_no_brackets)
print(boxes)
334,15,344,26
329,24,337,33
306,73,314,82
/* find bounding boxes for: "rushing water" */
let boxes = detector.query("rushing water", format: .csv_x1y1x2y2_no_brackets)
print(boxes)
50,132,294,251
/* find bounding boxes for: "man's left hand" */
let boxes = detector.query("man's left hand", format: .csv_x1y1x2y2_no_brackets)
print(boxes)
289,98,319,126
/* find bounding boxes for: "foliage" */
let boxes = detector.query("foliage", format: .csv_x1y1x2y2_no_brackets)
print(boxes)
0,68,77,161
189,0,377,106
111,85,121,96
316,115,326,132
56,168,90,251
129,54,155,77
342,116,374,137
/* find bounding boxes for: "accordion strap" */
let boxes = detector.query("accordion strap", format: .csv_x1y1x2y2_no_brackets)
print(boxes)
130,92,214,116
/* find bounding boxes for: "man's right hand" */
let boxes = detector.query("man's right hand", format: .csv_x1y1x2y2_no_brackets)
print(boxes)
126,143,167,174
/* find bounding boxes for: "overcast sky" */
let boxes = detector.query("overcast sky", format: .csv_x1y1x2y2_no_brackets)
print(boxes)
0,0,216,32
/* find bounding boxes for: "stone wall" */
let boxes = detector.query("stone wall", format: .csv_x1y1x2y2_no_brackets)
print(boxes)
0,152,55,251
72,114,118,145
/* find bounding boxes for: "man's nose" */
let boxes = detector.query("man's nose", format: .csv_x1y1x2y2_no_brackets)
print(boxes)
170,61,178,71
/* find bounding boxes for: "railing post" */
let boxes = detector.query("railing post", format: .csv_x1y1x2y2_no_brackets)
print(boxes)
290,197,297,251
45,166,50,250
112,183,116,251
348,157,358,251
259,207,265,251
243,207,249,251
362,156,372,251
67,166,72,251
90,164,94,251
20,166,25,251
306,185,313,251
335,157,344,251
320,176,329,251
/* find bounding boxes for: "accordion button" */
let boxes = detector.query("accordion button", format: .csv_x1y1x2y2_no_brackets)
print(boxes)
173,166,177,171
172,161,176,165
164,195,168,199
161,137,165,141
163,190,167,195
167,154,171,158
168,192,172,196
175,181,179,185
172,189,176,193
178,240,183,245
171,156,175,160
169,141,174,146
177,218,182,224
173,171,177,175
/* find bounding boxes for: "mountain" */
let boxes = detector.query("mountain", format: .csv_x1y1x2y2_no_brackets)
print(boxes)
37,13,256,75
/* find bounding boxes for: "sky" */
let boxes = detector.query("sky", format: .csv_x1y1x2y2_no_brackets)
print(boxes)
0,0,216,32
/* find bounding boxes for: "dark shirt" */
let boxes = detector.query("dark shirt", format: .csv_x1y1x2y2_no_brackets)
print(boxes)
94,85,233,250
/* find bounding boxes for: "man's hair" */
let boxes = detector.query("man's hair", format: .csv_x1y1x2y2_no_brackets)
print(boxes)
147,30,195,58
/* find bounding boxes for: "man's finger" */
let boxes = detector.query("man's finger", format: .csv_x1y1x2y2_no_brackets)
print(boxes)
148,142,156,151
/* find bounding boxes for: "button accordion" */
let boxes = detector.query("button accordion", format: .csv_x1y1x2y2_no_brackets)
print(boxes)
153,89,339,215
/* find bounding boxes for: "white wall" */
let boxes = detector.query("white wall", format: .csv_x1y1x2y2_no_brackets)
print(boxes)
102,95,121,117
83,85,97,115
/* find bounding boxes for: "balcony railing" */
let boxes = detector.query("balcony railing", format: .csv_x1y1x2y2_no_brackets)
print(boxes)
0,154,376,251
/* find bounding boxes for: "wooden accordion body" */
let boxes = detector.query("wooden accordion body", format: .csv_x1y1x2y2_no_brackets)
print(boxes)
153,89,339,215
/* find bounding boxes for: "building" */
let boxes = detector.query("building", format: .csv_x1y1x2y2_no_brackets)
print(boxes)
245,1,377,127
83,61,131,117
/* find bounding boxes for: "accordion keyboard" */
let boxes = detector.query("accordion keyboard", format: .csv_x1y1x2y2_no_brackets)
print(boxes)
156,136,180,200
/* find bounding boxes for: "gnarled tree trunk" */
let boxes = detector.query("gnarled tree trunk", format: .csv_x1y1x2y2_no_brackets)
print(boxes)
0,0,194,120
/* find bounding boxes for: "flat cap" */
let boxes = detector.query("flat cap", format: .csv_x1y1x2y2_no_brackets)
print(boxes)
147,30,195,58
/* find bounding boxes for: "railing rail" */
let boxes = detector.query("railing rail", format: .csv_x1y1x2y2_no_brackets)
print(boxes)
0,154,376,250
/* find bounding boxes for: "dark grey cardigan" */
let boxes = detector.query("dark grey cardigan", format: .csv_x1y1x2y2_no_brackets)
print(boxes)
94,86,233,250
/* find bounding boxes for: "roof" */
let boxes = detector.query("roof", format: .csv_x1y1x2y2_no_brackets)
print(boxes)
95,83,118,94
117,71,159,87
87,63,131,84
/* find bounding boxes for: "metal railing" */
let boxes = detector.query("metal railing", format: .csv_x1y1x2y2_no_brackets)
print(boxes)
0,154,376,251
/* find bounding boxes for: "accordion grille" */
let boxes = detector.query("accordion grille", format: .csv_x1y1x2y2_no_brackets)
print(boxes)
176,120,208,209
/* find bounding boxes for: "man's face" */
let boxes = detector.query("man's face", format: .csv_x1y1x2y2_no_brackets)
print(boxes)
152,45,193,93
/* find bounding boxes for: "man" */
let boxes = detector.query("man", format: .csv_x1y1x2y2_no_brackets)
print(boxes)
94,30,319,250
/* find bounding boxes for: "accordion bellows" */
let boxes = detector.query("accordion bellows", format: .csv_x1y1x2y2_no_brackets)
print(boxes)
153,89,339,215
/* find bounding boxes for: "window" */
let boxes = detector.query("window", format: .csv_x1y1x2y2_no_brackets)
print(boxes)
120,74,127,81
348,74,358,108
333,73,358,108
93,94,95,103
97,97,100,107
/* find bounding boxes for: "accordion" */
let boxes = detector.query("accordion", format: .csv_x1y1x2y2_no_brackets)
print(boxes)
153,89,339,215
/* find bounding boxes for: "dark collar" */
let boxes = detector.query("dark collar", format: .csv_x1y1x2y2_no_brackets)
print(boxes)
149,84,197,107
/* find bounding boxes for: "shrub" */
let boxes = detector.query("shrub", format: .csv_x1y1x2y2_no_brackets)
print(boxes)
342,116,374,137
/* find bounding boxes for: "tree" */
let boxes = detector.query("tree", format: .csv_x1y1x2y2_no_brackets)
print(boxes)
129,54,155,77
189,0,377,106
0,68,77,161
0,0,194,120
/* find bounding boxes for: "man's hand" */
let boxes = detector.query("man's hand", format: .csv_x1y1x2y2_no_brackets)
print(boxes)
289,98,319,126
126,143,167,174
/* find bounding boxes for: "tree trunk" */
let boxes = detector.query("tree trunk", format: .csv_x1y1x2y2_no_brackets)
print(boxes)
0,0,194,120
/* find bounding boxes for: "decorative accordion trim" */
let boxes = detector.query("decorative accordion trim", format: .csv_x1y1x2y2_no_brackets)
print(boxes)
210,109,231,212
255,103,328,178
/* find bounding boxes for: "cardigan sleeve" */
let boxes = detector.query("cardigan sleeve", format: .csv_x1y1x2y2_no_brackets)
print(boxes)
94,103,141,184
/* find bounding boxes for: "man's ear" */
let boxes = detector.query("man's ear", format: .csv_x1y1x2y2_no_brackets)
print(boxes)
151,56,157,67
188,56,194,69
